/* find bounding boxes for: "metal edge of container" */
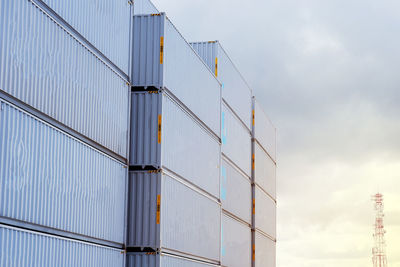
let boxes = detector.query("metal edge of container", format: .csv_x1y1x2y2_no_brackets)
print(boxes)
30,0,129,82
253,229,276,267
0,91,127,164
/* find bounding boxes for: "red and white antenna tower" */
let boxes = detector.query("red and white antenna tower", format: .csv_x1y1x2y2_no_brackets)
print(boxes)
372,193,387,267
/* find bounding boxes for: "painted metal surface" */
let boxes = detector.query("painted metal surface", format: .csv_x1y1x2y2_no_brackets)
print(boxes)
38,0,131,75
254,231,276,267
131,14,221,137
128,171,221,262
221,158,251,224
127,253,219,267
0,225,125,267
221,214,251,267
0,99,127,244
191,41,252,130
222,102,251,177
253,98,276,162
0,0,129,159
130,91,220,198
254,185,276,239
133,0,159,15
254,142,276,200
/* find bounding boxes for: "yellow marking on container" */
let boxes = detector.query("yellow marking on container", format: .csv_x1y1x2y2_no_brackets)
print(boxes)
160,37,164,64
252,244,256,261
252,153,255,170
252,198,255,214
157,114,162,144
252,109,255,126
156,195,161,224
215,57,218,77
151,13,161,16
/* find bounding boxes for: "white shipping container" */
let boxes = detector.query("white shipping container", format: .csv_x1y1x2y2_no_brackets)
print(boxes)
0,225,125,267
127,253,219,267
253,98,276,162
221,214,251,267
131,13,221,137
130,91,220,198
254,142,276,200
0,0,129,159
222,102,251,177
254,185,276,239
254,231,276,267
0,98,127,244
37,0,132,75
221,158,251,224
128,171,221,263
191,41,252,130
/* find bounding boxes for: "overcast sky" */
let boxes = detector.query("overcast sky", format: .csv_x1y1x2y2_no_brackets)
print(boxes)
151,0,400,266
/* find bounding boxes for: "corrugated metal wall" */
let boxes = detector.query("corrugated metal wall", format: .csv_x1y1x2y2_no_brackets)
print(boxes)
221,213,251,267
0,99,127,244
128,171,221,262
0,0,130,159
130,91,220,198
131,14,221,138
0,225,125,267
254,231,276,267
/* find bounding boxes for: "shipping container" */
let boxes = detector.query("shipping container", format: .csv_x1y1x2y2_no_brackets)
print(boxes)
222,102,251,177
253,98,276,162
0,0,129,159
127,253,219,267
134,0,159,15
127,171,220,263
221,213,251,267
253,231,276,267
254,142,276,200
254,185,276,240
130,91,220,197
131,13,221,137
0,225,125,267
191,41,252,130
35,0,132,76
0,98,127,245
221,158,251,224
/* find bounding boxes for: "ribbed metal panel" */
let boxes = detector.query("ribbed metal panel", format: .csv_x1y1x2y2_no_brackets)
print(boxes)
222,103,251,177
0,225,125,267
0,99,127,244
0,0,129,159
221,214,251,267
132,14,221,137
221,159,251,224
133,0,159,15
130,91,220,198
254,142,276,200
39,0,131,75
127,253,219,267
254,231,276,267
254,186,276,239
128,171,221,262
253,98,276,162
191,41,252,130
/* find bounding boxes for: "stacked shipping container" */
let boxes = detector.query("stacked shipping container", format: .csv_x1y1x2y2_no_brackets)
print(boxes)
0,0,276,266
0,0,131,265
